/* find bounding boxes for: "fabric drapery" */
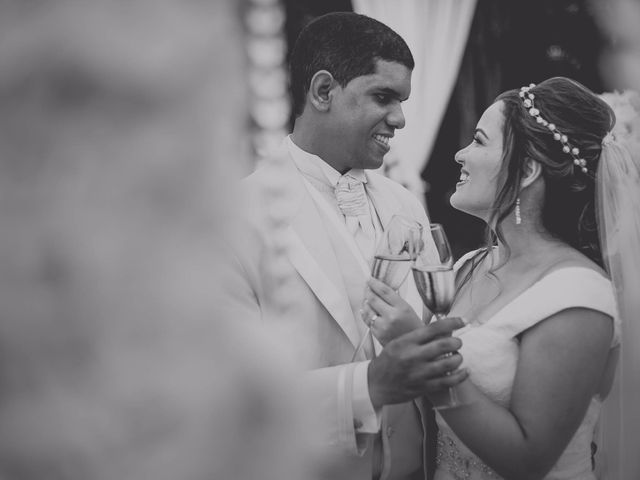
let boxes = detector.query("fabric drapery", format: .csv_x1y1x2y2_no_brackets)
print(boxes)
352,0,477,202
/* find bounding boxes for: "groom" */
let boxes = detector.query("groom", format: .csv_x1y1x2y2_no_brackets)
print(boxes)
224,12,466,480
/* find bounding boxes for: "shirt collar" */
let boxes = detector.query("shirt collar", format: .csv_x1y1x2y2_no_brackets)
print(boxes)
286,135,367,188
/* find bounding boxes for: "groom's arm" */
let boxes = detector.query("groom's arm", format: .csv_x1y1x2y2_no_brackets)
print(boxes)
219,237,379,455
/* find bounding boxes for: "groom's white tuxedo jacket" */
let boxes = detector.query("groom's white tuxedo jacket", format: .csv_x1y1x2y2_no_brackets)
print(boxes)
224,144,435,480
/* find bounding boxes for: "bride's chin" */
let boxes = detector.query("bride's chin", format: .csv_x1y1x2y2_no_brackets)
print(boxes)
449,196,480,219
449,193,465,211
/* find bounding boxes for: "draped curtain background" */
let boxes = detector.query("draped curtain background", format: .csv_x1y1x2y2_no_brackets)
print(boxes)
352,0,477,203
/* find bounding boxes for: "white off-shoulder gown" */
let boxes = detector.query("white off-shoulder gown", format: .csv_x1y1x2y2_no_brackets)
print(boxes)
434,257,620,480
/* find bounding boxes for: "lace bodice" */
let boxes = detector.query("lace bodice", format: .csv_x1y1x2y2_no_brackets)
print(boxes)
434,255,619,480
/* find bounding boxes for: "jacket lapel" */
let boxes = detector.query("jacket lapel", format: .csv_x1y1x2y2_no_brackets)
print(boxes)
364,173,403,233
280,153,362,349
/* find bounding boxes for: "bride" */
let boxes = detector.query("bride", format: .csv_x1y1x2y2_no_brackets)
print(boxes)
362,77,638,479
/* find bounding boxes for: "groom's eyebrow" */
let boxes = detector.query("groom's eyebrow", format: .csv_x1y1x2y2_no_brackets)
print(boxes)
378,87,409,102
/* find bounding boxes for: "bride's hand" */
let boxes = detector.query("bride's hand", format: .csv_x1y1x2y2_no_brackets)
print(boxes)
363,277,423,345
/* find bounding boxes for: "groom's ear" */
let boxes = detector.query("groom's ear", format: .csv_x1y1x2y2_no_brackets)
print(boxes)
308,70,336,112
520,157,542,189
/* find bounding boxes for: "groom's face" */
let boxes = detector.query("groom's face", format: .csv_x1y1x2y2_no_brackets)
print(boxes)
327,59,412,172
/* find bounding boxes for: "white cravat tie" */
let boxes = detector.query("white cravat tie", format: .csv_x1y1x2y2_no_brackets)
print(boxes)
335,174,376,261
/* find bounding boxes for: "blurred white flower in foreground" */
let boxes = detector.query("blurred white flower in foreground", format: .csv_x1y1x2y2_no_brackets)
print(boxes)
0,1,313,479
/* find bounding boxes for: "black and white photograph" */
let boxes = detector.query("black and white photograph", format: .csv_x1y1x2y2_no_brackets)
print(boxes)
0,1,638,479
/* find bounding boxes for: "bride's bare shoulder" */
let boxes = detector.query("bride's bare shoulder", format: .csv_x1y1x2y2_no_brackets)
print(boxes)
546,246,608,279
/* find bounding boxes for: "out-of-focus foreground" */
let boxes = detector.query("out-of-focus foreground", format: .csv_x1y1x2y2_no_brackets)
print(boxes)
0,1,312,479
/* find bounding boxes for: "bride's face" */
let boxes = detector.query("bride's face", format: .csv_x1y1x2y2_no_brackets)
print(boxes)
450,101,505,222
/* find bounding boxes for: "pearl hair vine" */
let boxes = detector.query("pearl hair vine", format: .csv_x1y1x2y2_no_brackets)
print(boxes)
519,84,589,174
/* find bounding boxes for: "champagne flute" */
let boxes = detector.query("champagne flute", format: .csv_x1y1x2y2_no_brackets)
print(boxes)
352,215,423,361
412,223,460,409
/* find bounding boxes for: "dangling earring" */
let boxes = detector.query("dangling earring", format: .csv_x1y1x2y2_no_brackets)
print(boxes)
515,197,522,225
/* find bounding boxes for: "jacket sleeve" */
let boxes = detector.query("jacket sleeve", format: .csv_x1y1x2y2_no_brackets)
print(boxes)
218,231,372,458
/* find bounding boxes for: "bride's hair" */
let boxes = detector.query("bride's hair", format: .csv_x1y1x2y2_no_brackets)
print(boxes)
488,77,616,267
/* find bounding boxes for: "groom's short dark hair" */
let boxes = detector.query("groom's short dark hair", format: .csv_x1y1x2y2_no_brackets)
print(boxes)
289,12,414,117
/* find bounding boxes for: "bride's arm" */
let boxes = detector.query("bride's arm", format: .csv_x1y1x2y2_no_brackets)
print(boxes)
436,307,613,480
366,276,614,478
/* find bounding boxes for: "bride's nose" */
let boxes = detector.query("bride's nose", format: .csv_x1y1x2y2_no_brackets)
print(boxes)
454,148,466,165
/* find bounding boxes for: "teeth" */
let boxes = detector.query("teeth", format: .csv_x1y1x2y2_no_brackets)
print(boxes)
459,172,469,182
374,134,390,146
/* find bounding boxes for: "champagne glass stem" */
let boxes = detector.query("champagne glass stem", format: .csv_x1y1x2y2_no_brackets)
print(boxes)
351,327,376,362
437,376,460,410
432,313,461,410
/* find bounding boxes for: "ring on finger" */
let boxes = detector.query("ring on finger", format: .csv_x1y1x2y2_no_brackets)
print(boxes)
369,313,379,327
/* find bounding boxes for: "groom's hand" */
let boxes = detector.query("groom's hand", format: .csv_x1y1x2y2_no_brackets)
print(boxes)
367,317,467,409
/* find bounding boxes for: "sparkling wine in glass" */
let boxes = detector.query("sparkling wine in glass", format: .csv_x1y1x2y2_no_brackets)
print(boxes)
352,215,423,361
412,223,461,409
412,266,456,319
370,254,413,291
